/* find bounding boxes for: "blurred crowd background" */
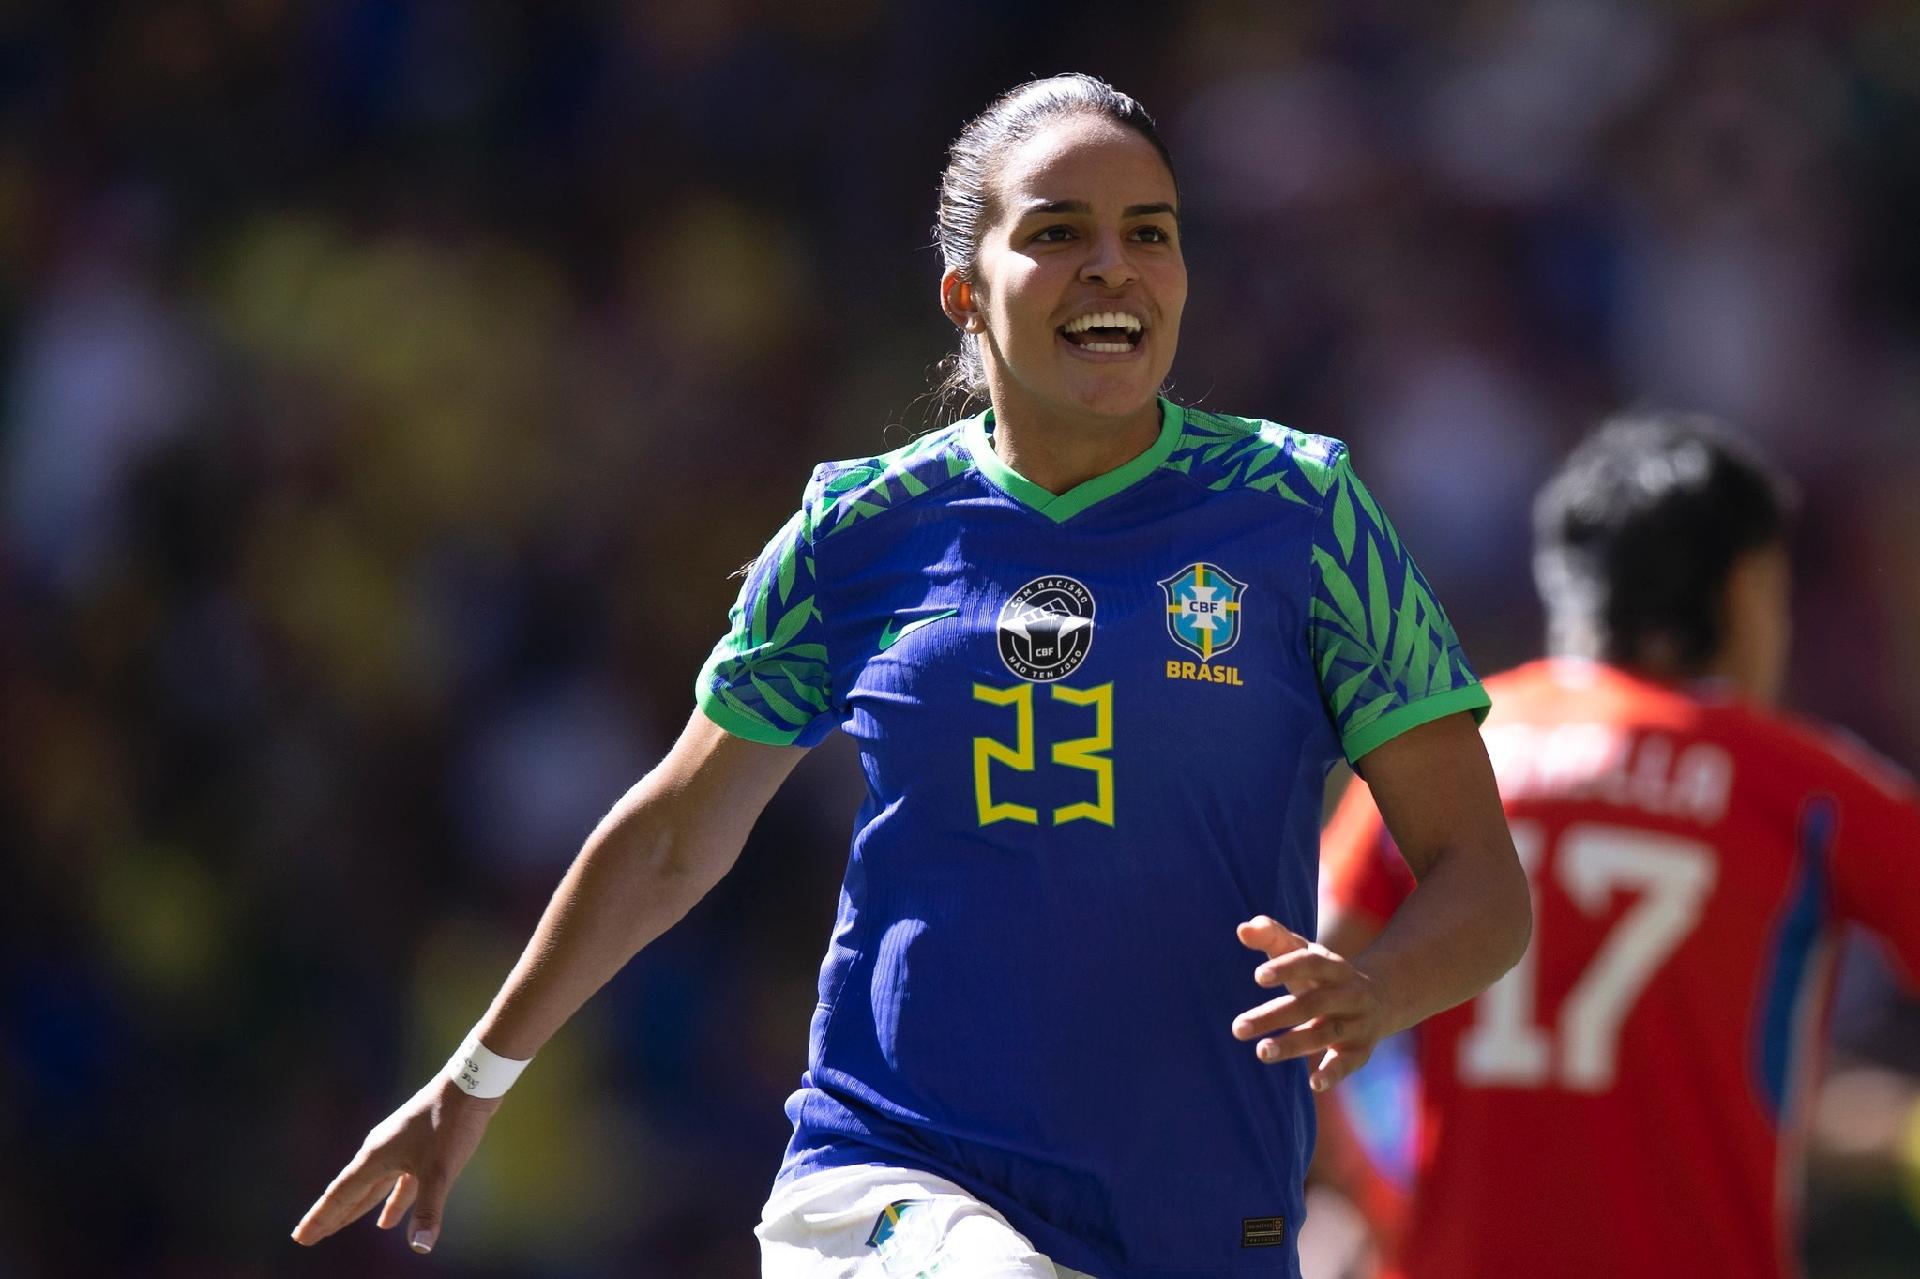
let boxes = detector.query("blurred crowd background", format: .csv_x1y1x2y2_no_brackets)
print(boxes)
2,2,1918,1276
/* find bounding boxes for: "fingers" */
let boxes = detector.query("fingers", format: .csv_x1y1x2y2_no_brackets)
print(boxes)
1231,935,1382,1080
1231,917,1384,1089
292,1157,388,1246
1254,1016,1346,1067
340,1176,400,1232
1236,915,1308,960
1232,986,1345,1041
1236,1011,1378,1084
377,1173,419,1231
407,1169,453,1255
295,1164,444,1253
1252,946,1347,991
1235,983,1356,1065
1311,1044,1370,1092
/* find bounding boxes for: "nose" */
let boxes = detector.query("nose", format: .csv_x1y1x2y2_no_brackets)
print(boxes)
1079,228,1139,290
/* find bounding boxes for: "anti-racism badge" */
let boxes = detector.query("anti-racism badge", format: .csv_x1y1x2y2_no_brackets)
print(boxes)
996,575,1095,681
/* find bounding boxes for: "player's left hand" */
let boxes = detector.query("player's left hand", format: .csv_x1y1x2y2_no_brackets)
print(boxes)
1231,915,1390,1092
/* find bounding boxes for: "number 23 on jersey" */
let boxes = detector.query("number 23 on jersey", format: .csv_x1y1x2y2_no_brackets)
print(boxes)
972,682,1115,827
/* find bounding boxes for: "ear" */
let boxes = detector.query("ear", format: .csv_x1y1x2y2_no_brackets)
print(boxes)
939,269,984,332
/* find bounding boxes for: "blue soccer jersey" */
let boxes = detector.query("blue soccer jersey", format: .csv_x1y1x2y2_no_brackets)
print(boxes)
697,398,1488,1278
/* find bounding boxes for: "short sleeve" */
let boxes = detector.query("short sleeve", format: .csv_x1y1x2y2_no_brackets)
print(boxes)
1824,739,1920,988
1320,778,1416,927
695,475,837,747
1307,450,1491,763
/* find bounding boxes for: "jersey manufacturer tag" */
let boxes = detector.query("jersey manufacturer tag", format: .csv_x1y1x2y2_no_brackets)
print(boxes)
1241,1215,1286,1248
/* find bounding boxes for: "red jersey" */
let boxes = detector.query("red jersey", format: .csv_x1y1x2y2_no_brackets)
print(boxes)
1320,660,1920,1279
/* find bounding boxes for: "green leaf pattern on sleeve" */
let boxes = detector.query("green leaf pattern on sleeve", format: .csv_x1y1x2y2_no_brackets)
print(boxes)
812,428,974,541
695,427,975,746
1308,451,1488,761
696,494,834,746
1169,410,1328,505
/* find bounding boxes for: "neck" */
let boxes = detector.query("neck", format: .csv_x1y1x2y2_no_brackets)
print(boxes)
986,397,1164,495
1562,639,1768,706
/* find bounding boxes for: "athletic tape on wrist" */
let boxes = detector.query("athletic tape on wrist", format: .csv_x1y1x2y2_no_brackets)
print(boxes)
444,1033,531,1099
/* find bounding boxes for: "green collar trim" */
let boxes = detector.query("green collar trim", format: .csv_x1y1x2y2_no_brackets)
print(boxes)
961,397,1184,524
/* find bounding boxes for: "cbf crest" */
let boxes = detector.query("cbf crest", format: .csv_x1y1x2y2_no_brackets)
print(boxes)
1159,562,1247,662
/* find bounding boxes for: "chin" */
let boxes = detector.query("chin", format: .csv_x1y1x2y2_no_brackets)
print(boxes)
1062,374,1162,421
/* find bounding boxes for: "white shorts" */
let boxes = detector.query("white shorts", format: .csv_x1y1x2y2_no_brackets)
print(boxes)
755,1163,1099,1279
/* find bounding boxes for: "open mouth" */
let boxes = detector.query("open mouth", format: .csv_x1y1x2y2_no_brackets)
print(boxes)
1059,310,1145,355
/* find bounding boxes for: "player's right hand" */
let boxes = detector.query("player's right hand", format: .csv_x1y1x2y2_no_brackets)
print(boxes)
291,1077,502,1255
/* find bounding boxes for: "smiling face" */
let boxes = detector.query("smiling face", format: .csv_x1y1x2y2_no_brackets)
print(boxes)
944,113,1186,429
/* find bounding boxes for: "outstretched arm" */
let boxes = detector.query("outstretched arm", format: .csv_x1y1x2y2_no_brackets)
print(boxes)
1233,710,1528,1089
291,710,807,1253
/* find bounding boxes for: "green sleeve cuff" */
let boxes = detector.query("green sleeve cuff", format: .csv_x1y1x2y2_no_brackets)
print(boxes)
694,681,804,746
1341,683,1492,763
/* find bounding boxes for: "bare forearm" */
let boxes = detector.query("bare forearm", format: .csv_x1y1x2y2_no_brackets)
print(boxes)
1335,713,1531,1038
468,783,733,1059
454,714,801,1061
1352,843,1530,1036
293,716,801,1254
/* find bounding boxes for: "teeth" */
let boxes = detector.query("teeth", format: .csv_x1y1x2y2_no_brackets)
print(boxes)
1063,310,1144,334
1083,342,1132,353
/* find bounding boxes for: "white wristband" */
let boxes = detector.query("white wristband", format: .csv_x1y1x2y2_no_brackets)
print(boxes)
444,1033,531,1099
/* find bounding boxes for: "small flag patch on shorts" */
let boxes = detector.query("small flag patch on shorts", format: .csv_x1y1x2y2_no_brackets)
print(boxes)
1241,1215,1287,1248
866,1199,929,1248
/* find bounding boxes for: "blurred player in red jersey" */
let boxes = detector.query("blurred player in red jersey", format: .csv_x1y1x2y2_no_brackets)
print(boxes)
1317,411,1920,1279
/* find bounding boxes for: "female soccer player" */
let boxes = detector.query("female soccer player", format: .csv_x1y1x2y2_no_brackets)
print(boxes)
292,74,1529,1279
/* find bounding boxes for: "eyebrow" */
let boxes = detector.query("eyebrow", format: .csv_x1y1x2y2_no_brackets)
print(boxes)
1024,199,1179,219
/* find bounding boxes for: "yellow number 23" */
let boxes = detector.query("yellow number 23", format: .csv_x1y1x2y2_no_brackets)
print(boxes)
972,682,1115,827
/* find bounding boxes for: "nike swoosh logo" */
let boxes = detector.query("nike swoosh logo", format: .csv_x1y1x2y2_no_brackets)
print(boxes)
878,608,961,652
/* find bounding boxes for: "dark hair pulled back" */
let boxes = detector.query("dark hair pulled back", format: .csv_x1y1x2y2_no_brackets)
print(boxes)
1532,410,1795,672
932,73,1177,414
